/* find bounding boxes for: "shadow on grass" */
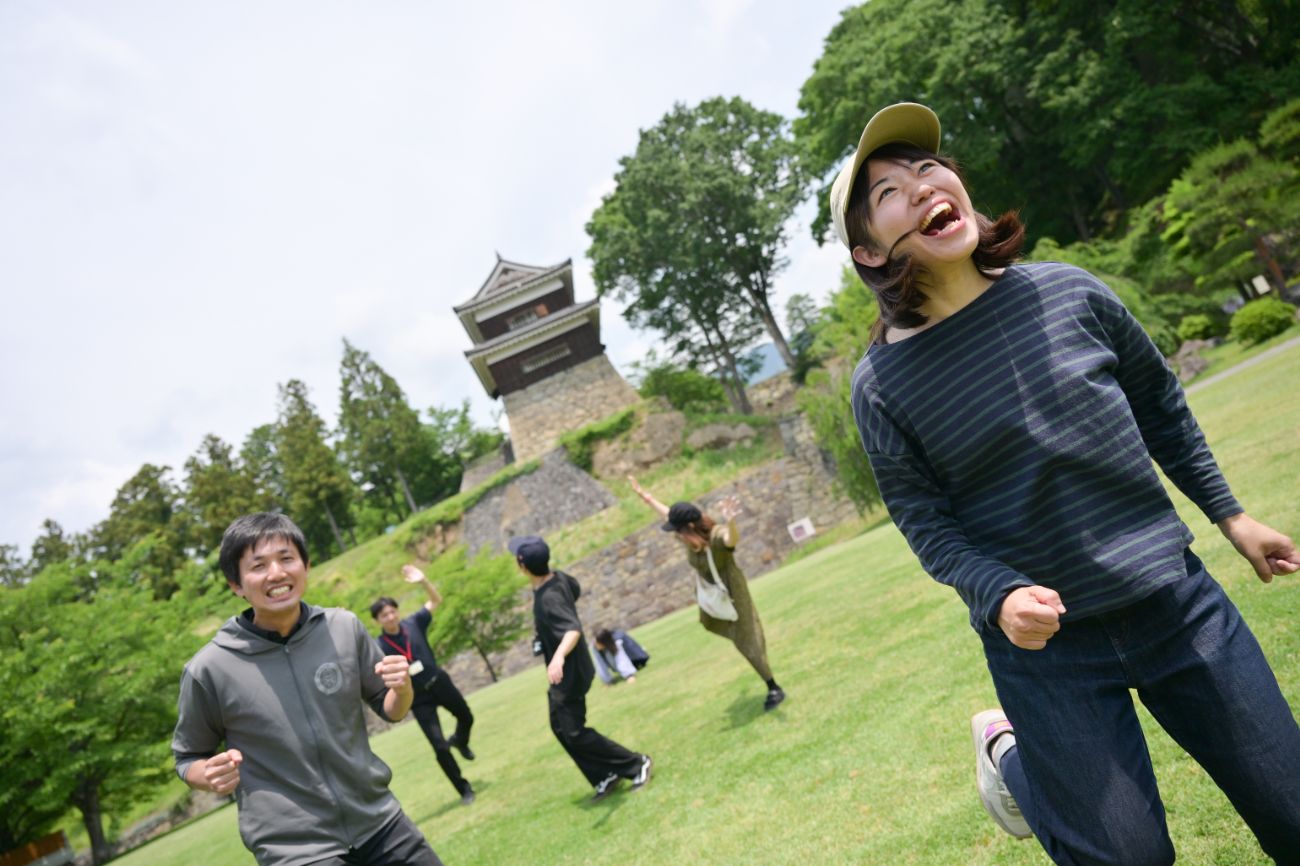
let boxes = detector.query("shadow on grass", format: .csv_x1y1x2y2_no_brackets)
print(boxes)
724,691,772,729
409,779,492,824
577,781,632,828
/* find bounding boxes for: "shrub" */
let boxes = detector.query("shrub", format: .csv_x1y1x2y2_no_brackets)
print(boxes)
558,408,637,471
1177,314,1217,342
1144,321,1180,357
1229,297,1296,345
637,364,728,413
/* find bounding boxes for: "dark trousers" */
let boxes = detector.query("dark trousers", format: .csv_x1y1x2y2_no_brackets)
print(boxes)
547,687,642,786
412,672,474,795
310,811,442,866
979,565,1300,865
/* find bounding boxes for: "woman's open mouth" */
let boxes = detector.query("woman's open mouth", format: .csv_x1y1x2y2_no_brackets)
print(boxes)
918,201,961,237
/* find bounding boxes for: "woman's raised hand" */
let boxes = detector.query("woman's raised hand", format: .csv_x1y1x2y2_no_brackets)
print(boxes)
718,494,743,521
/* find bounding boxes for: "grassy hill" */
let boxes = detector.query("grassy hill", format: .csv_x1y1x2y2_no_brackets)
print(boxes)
111,342,1300,865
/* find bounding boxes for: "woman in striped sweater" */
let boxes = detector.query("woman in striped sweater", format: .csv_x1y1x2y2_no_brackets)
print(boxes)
836,102,1300,865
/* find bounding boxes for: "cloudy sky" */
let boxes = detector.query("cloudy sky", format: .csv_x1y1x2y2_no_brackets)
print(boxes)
0,0,854,553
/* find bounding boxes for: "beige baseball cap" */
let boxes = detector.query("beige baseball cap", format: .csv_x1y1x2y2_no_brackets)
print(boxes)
829,102,941,249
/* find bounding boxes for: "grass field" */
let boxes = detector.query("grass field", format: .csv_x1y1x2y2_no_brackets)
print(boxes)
114,343,1300,866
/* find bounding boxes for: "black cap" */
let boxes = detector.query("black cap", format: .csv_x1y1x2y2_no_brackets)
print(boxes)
661,502,702,532
508,535,550,575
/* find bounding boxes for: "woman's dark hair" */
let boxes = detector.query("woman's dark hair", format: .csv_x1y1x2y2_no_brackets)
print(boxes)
370,597,399,619
844,142,1025,344
678,514,717,549
218,512,310,587
594,628,615,649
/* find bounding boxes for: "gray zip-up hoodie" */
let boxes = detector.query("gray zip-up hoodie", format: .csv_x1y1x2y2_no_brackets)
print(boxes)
172,605,401,866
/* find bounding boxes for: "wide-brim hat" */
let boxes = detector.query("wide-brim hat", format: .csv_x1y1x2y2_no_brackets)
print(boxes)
829,102,941,249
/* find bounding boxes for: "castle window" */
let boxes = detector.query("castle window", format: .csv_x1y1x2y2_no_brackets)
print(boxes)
521,343,572,373
507,309,539,330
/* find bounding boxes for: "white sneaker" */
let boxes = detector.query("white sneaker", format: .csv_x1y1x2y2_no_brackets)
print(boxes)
970,710,1032,838
631,754,653,790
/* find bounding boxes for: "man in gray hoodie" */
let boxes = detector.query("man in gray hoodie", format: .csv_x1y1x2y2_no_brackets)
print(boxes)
171,513,443,866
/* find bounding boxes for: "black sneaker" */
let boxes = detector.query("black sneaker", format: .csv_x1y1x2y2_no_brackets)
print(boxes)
450,733,475,761
459,784,476,806
631,754,653,790
592,773,620,801
763,687,786,711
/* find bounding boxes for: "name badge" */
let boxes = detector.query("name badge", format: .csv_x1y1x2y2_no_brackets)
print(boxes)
408,660,425,677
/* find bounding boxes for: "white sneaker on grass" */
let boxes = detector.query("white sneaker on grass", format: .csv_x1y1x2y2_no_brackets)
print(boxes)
970,709,1032,839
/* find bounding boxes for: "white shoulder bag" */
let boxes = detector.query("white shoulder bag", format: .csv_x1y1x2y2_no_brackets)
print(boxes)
696,546,739,621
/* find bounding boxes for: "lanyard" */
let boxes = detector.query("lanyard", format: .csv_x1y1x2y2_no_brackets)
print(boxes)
382,628,413,662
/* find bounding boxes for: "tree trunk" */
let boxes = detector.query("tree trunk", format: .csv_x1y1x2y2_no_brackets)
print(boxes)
1253,235,1288,292
749,290,797,370
472,640,498,681
742,274,798,371
394,467,418,515
323,503,347,554
73,778,112,865
697,323,754,415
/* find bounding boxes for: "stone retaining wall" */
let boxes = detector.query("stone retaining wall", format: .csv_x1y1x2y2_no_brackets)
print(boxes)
502,355,639,462
439,441,856,691
461,449,616,557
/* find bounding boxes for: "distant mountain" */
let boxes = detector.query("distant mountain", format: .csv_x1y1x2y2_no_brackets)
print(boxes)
743,342,787,385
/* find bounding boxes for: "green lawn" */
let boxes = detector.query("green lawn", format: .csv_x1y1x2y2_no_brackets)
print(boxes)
114,343,1300,865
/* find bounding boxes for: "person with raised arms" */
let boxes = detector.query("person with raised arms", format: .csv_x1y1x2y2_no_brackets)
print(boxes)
628,478,785,711
172,513,443,866
370,563,477,806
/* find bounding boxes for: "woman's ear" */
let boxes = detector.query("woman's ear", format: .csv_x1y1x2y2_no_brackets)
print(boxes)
852,245,886,268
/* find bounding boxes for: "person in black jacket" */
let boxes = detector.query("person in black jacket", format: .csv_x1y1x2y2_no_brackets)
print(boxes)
510,535,652,801
370,564,476,806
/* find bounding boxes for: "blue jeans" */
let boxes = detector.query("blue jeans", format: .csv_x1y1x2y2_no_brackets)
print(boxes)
978,561,1300,865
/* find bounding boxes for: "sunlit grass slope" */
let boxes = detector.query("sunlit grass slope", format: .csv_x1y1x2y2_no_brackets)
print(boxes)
116,343,1299,865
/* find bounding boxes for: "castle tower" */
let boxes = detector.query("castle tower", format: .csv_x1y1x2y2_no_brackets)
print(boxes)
455,255,639,462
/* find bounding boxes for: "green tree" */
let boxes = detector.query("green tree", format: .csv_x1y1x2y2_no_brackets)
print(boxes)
0,544,27,588
337,340,430,519
1163,138,1300,296
426,400,505,467
276,379,356,558
628,349,727,414
587,97,807,409
795,0,1300,246
0,556,199,863
182,434,267,557
28,519,78,577
240,423,288,508
784,292,822,383
91,465,187,599
795,267,883,511
424,548,529,682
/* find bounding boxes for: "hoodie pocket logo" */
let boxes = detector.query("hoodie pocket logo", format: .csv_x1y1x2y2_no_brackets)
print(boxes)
314,662,343,695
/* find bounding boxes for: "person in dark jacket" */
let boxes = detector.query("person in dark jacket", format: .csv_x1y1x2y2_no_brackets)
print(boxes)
511,534,652,801
172,513,443,866
835,101,1300,864
370,563,476,806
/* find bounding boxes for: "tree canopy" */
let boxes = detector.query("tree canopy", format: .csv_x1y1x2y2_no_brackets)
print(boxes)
587,96,809,411
795,0,1300,246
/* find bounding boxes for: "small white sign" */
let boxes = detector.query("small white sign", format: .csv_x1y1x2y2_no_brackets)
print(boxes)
1252,275,1272,295
787,517,815,543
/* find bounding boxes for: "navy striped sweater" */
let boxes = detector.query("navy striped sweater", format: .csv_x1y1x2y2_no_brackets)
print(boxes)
851,262,1241,628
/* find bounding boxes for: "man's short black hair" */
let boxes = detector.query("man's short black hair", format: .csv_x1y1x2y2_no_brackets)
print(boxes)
594,628,615,649
218,513,310,587
370,596,399,619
